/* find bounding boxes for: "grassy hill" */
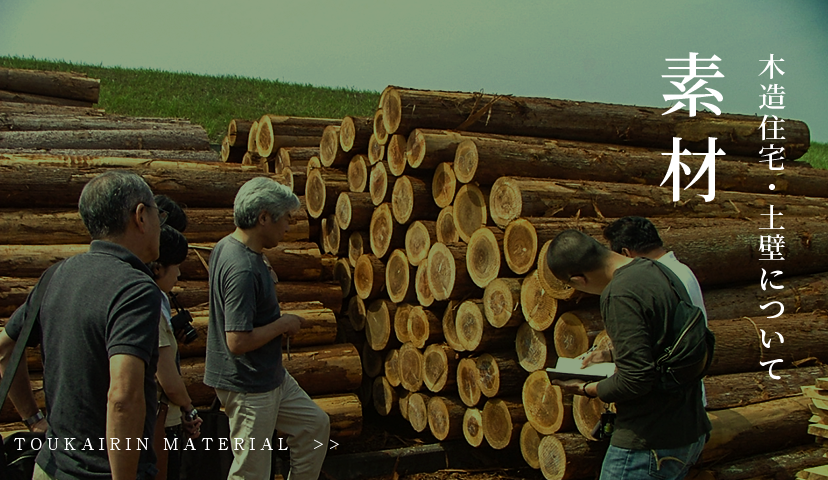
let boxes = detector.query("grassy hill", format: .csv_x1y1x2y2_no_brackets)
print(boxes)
1,56,825,168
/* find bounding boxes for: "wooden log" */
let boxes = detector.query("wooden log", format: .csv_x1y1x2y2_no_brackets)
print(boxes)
0,89,92,107
368,133,385,165
405,220,437,267
0,148,220,162
702,396,813,463
332,257,353,298
441,300,465,352
436,206,459,244
366,299,399,351
399,391,412,420
354,253,386,301
386,249,417,304
306,155,322,175
453,184,489,243
0,155,288,208
336,192,373,231
466,227,508,289
490,177,828,228
256,115,339,158
571,394,610,441
0,101,101,116
463,408,485,447
432,162,457,209
392,175,441,224
361,341,383,378
554,309,604,359
394,303,415,344
347,154,370,192
387,134,412,177
536,242,578,301
285,166,307,196
453,135,828,196
321,215,347,256
482,398,525,450
407,129,464,170
340,116,372,153
520,423,542,469
427,242,483,301
305,167,349,219
320,125,349,167
165,280,341,314
456,300,516,352
320,254,337,282
0,67,100,103
0,128,210,151
0,112,194,132
227,119,253,147
483,278,523,328
415,259,435,308
373,109,389,146
696,444,828,480
220,135,246,163
247,120,260,153
399,342,425,392
704,365,828,411
347,231,368,268
369,203,405,259
516,322,557,373
428,396,466,440
476,352,528,398
407,392,430,433
522,370,573,435
457,357,481,407
379,86,810,159
347,296,366,331
275,147,318,174
408,306,443,349
384,349,402,388
538,433,608,480
373,376,399,416
703,272,828,321
423,344,458,393
369,161,393,205
315,393,363,439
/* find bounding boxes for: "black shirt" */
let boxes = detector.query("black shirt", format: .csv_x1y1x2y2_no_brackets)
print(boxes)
6,241,162,479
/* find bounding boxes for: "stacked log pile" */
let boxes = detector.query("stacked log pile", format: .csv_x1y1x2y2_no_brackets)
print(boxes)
301,85,828,479
0,89,361,438
0,67,100,108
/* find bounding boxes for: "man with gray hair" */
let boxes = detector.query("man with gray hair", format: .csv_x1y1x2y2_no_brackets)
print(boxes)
0,170,166,479
205,177,330,480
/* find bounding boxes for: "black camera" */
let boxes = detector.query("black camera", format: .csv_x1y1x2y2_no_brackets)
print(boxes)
169,293,198,344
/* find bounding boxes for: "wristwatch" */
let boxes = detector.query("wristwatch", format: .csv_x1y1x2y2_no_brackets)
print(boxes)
24,410,45,428
182,408,199,422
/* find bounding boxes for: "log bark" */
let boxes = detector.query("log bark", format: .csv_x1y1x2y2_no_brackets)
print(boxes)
332,257,353,298
456,300,518,352
441,300,465,352
538,433,608,480
482,398,526,450
0,112,194,132
489,176,828,228
520,270,560,331
315,393,363,439
347,295,366,331
361,341,383,378
516,322,557,373
167,280,341,313
476,352,528,398
695,444,828,480
702,396,813,463
0,67,100,103
0,100,101,116
336,192,373,231
428,396,466,441
407,306,443,349
571,394,611,441
275,147,318,173
432,162,457,209
423,344,458,393
384,349,402,388
373,109,389,146
453,135,828,196
457,357,481,407
372,376,399,416
221,135,245,163
354,254,386,301
407,392,430,433
704,272,828,321
305,168,349,219
366,299,399,351
392,175,440,224
394,303,415,344
436,206,459,244
387,134,412,177
554,309,605,359
427,243,483,301
0,128,210,151
520,422,542,469
0,155,287,208
320,125,349,167
247,120,260,153
483,278,523,328
347,231,368,268
453,184,489,243
256,115,339,158
466,227,508,288
369,161,393,205
347,154,370,192
0,148,220,162
227,119,253,147
464,408,485,447
399,342,425,392
523,370,574,435
369,203,405,259
386,249,417,304
704,365,828,410
405,220,437,267
0,89,92,107
380,86,810,159
368,133,385,165
340,116,372,153
406,129,464,170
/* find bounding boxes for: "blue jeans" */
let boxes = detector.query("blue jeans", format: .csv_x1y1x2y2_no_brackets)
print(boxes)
599,434,706,480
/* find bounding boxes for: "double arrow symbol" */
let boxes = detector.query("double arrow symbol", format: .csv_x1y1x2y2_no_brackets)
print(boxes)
313,439,339,450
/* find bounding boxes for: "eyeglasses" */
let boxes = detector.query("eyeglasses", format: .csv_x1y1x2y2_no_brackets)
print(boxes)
141,203,169,226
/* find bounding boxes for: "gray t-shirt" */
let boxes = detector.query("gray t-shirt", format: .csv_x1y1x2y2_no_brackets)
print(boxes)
204,235,285,393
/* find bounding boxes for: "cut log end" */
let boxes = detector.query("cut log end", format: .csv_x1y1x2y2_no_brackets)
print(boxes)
369,161,389,205
463,408,485,447
453,184,488,243
369,203,401,259
368,134,385,165
432,162,457,208
466,227,502,289
483,278,523,329
399,343,424,393
427,396,465,441
304,169,327,219
387,134,408,176
415,259,435,307
372,376,399,416
386,248,414,304
426,243,456,302
436,206,459,244
457,357,481,407
365,299,398,351
522,370,564,435
348,231,366,268
348,154,369,192
381,88,402,135
407,392,430,433
453,139,479,184
354,254,384,301
405,221,434,267
373,109,389,146
520,423,542,469
520,270,559,331
516,322,556,372
347,296,366,332
489,178,523,228
482,398,523,450
423,343,457,393
319,125,341,167
537,240,577,300
504,218,539,276
392,175,415,224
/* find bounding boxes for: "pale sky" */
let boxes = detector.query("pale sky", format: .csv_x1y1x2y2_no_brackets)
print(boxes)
2,0,826,142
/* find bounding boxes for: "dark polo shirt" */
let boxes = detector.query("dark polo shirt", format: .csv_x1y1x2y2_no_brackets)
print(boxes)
5,240,162,479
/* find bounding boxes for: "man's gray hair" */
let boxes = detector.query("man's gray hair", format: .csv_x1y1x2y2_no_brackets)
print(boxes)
79,171,154,239
234,177,301,229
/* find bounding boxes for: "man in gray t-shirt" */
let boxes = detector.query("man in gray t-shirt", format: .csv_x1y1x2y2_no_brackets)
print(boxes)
205,177,330,480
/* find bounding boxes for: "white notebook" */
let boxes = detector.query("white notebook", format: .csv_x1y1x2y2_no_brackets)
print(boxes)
546,357,616,381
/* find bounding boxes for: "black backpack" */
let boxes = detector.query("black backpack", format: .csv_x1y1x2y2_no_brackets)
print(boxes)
650,260,716,391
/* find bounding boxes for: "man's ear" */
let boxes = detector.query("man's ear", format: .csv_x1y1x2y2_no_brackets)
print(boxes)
568,275,588,290
257,211,269,225
134,203,149,233
621,247,633,258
